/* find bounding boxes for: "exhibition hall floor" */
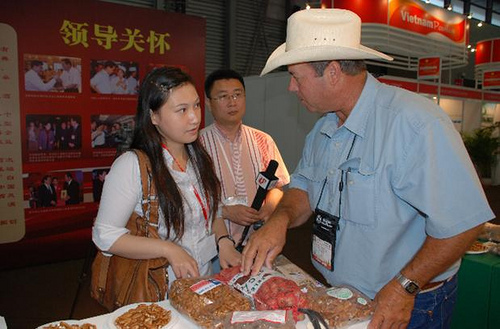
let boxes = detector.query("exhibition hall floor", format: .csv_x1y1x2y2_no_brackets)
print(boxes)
1,185,499,329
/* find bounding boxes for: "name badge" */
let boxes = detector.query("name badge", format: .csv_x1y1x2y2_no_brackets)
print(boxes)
198,233,217,266
311,208,339,272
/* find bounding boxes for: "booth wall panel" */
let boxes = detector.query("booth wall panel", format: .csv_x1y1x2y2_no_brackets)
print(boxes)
234,0,285,76
186,0,226,77
462,100,482,134
440,98,464,131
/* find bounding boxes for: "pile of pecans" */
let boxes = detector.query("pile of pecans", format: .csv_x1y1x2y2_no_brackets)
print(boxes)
114,303,171,329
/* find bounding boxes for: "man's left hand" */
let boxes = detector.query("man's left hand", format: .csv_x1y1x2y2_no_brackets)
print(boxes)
368,279,415,329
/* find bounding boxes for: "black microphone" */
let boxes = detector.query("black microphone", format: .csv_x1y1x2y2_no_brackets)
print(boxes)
235,160,279,252
251,160,279,213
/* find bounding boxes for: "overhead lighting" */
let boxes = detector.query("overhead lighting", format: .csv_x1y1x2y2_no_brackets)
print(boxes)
306,3,311,10
447,5,453,11
471,48,476,52
425,0,430,3
467,44,472,49
477,21,483,27
467,13,473,19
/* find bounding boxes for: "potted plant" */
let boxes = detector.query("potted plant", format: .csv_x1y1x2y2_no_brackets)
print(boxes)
462,122,500,182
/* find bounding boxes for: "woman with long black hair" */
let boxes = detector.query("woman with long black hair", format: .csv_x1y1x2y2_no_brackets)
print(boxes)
93,67,241,283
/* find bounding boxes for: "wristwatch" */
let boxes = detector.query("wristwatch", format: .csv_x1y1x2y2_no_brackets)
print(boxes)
395,272,421,295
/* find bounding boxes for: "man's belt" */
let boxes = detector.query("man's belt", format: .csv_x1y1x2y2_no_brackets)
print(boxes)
420,275,455,293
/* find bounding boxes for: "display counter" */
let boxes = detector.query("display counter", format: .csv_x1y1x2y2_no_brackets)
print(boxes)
38,255,371,329
37,299,369,329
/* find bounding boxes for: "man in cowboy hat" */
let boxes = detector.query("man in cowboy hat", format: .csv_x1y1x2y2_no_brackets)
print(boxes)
242,8,493,329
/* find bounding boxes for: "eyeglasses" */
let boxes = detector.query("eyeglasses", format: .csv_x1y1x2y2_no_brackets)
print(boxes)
211,91,245,103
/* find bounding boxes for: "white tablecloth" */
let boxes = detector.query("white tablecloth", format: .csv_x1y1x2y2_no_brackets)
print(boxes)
38,300,369,329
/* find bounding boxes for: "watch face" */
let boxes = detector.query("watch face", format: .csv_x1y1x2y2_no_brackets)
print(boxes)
406,282,419,294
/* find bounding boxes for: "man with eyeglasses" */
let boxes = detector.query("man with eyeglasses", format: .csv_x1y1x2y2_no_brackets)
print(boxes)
199,69,290,262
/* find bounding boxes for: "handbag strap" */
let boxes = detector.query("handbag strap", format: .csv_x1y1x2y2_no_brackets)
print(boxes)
130,149,160,238
96,252,111,303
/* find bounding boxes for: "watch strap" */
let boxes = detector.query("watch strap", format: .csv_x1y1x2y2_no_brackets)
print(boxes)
395,272,421,295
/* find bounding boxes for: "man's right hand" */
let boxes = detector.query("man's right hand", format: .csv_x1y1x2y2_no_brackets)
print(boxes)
241,188,312,276
241,217,288,275
223,204,260,226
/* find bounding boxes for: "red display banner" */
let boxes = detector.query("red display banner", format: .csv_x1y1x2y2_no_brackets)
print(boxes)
388,0,466,44
333,0,388,24
418,57,441,80
483,71,500,89
475,39,500,65
333,0,466,44
0,0,206,268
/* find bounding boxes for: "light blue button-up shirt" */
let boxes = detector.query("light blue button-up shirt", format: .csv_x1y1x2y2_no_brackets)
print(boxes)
290,74,494,299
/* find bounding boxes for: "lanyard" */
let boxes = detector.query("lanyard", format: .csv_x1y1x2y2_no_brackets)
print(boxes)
338,135,357,219
215,128,245,197
162,144,210,232
220,139,243,190
315,135,357,219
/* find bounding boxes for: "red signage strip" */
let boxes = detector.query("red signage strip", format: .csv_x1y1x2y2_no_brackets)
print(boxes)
484,92,500,102
440,86,482,99
378,76,484,100
483,71,500,89
418,57,441,80
378,77,418,92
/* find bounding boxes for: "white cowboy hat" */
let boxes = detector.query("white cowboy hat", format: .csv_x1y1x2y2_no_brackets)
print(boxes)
261,9,393,76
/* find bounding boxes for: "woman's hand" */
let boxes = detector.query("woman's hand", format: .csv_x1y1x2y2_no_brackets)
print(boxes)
218,238,242,269
164,241,199,279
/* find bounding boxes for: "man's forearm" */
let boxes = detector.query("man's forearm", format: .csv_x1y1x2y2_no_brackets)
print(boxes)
269,188,312,229
263,188,283,211
401,223,484,286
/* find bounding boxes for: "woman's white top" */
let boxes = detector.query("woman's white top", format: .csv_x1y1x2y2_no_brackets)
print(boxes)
92,148,213,280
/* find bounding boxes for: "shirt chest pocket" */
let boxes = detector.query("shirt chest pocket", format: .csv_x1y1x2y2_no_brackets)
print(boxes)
340,159,377,228
297,166,336,210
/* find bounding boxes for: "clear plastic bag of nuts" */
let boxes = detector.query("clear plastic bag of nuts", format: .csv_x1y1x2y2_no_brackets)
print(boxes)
306,285,374,329
169,277,252,328
214,266,309,322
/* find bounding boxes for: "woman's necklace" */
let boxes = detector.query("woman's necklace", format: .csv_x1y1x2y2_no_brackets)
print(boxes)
162,143,186,172
161,143,210,234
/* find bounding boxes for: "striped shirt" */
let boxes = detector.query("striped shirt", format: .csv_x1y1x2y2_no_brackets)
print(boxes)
199,123,290,243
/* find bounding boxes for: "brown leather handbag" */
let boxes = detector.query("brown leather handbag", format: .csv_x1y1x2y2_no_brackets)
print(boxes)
90,150,169,311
